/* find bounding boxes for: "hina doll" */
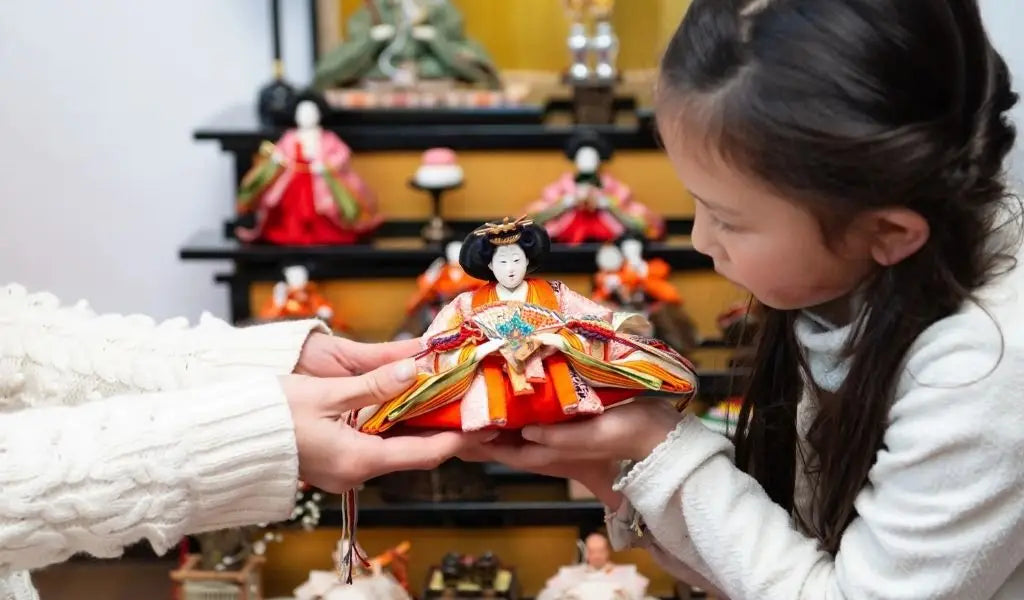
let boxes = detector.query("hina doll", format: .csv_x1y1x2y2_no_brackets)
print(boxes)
358,216,696,434
294,540,411,600
591,238,700,357
395,240,486,339
526,130,665,244
313,0,501,90
537,533,654,600
236,92,382,246
260,265,346,332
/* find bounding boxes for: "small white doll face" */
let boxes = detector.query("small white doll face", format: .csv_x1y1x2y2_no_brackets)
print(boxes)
574,146,601,174
620,238,644,264
445,240,463,264
283,265,309,289
595,243,624,273
295,100,321,129
489,244,529,290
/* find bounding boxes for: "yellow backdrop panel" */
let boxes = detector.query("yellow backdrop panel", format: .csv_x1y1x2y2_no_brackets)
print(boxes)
262,527,679,598
333,0,692,71
347,150,693,221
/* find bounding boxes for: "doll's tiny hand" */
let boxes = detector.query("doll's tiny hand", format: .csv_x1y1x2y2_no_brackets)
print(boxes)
412,25,437,41
311,161,325,174
595,194,611,209
474,338,506,362
315,306,333,320
370,23,396,41
271,151,286,165
604,274,621,290
535,332,567,351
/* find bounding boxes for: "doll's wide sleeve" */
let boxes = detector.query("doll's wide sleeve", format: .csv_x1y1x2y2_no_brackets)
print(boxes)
0,283,328,408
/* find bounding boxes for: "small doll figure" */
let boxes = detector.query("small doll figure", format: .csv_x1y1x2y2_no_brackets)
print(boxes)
236,91,383,245
591,238,700,357
294,539,412,600
527,130,665,245
537,533,654,600
358,216,696,434
260,265,346,332
396,240,487,339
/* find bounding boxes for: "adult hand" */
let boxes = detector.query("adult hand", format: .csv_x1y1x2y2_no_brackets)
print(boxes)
295,333,422,378
281,359,495,494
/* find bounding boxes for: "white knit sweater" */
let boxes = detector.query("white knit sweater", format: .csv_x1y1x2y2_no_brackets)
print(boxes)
608,255,1024,599
0,284,328,600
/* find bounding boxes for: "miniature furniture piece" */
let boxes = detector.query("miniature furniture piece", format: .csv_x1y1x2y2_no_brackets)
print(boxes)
171,554,266,600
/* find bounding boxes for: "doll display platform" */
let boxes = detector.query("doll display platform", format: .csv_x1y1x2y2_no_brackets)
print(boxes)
358,217,697,435
423,552,519,600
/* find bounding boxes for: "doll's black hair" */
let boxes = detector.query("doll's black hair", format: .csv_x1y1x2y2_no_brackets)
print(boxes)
288,88,331,126
564,128,614,162
459,223,551,281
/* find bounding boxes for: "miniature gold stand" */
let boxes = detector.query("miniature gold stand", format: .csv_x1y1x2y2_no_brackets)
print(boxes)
170,554,266,600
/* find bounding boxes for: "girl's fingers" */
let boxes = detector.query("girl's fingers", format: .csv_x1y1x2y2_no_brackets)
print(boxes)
520,420,604,450
344,337,423,373
483,440,607,469
321,358,418,412
366,430,497,480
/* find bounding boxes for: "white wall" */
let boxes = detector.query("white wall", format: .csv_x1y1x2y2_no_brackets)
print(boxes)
980,0,1024,182
0,1,1022,321
0,0,313,320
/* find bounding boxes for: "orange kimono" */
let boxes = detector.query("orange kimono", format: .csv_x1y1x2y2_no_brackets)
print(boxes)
359,279,697,433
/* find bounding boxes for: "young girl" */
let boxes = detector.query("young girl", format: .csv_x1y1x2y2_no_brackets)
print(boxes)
474,0,1024,597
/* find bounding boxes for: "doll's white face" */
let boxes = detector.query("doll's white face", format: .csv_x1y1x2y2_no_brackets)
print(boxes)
595,244,624,272
489,244,529,290
445,240,463,264
283,265,309,289
575,146,600,173
620,238,644,263
295,100,321,129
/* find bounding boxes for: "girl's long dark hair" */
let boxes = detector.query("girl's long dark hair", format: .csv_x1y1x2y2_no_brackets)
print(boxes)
659,0,1019,552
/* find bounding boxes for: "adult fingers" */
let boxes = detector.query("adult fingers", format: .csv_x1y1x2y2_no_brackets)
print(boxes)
343,337,423,374
364,430,497,480
319,358,418,413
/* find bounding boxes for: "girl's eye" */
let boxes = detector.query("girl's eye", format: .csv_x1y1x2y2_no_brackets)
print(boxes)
710,213,738,232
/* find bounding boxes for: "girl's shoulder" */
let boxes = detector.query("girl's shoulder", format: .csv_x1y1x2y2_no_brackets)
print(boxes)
899,240,1024,401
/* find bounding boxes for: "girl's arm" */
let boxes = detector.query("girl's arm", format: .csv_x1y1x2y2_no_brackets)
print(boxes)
613,345,1024,599
0,284,327,406
0,376,298,572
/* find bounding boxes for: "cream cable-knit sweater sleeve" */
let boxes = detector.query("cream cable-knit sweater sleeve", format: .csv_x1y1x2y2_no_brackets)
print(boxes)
0,284,329,406
0,284,327,574
0,377,299,572
607,323,1024,599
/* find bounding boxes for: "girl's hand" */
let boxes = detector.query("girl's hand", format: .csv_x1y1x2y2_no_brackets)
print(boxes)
281,360,495,493
461,441,623,509
295,334,422,378
521,399,683,463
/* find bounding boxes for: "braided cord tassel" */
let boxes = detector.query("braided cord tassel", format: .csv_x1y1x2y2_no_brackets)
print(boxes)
340,412,371,584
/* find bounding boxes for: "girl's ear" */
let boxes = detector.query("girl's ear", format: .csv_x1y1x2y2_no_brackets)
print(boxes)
862,208,930,266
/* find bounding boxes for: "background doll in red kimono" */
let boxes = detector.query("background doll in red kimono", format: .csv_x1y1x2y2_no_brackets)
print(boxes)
236,92,383,245
526,130,665,244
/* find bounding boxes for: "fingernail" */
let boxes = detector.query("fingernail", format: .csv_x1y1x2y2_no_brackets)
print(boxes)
393,358,416,383
483,431,500,443
521,426,539,442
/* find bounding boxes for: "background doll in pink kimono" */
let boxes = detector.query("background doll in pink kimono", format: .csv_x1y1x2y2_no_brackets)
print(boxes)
236,91,383,245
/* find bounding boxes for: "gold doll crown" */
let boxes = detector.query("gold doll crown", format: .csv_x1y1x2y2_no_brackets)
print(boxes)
474,215,534,246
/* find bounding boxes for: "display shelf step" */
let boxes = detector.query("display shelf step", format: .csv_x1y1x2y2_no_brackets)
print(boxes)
195,105,658,152
179,229,712,277
320,500,607,529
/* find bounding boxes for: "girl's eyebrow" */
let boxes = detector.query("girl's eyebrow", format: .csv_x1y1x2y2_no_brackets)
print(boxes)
692,192,740,216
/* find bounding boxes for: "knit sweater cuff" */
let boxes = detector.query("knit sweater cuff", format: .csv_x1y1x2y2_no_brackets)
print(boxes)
192,315,330,377
182,376,300,533
613,414,733,505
